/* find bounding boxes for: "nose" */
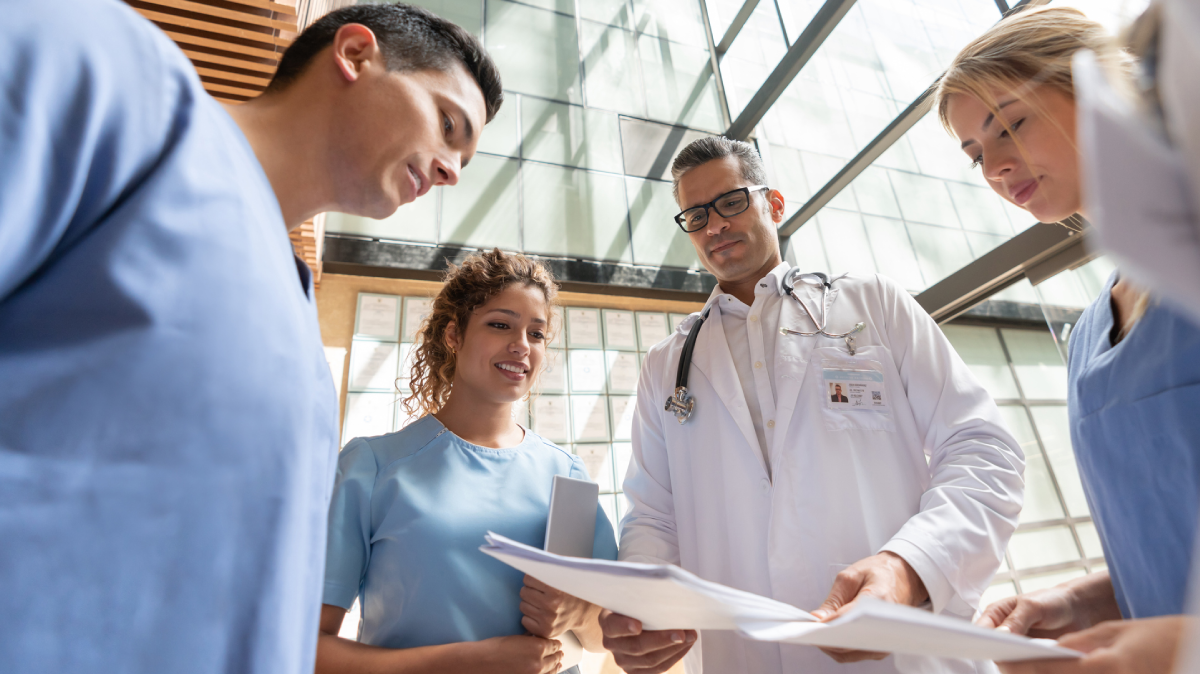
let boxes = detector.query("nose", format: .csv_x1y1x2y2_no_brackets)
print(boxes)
704,211,732,237
509,331,530,356
983,146,1019,184
431,154,461,187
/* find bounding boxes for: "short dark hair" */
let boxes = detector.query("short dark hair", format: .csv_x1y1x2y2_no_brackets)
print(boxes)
267,3,503,123
670,136,768,204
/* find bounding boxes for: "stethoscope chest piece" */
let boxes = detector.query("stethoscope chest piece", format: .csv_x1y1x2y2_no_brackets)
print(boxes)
665,386,695,424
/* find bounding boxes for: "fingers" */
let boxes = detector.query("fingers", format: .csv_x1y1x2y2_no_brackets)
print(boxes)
604,629,696,658
540,641,565,674
976,597,1019,630
600,611,643,638
1055,622,1121,654
818,646,889,663
996,599,1049,636
524,575,555,595
522,614,551,639
813,568,866,621
610,637,696,673
521,584,563,610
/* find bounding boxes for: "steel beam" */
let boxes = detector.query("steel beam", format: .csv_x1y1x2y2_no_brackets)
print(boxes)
724,0,856,141
913,220,1096,324
715,0,761,55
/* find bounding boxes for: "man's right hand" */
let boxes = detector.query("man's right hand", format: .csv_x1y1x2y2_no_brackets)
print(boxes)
600,610,696,673
976,572,1121,638
474,634,563,674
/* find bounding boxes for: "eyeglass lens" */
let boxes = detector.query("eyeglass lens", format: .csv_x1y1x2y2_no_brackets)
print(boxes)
680,190,751,231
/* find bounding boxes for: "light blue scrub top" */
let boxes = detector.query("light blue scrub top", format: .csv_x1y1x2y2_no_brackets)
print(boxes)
1068,272,1200,618
0,1,339,672
325,415,618,657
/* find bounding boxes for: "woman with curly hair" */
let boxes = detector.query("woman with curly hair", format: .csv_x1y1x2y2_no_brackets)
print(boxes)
316,249,616,674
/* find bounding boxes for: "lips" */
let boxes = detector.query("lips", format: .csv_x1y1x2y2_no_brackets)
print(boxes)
495,362,528,380
408,165,430,199
709,239,739,256
1010,178,1039,206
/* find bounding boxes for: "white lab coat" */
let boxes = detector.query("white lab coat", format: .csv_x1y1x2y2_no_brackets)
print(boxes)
620,272,1024,674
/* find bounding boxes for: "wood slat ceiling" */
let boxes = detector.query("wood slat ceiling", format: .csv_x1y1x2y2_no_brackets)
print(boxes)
125,0,324,285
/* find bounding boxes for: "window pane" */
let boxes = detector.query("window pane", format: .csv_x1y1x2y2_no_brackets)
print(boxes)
579,0,633,28
440,154,521,250
477,91,520,157
721,2,788,120
980,581,1016,608
1008,526,1080,570
521,97,624,173
940,325,1020,399
580,21,646,117
1019,567,1088,594
486,0,582,104
906,221,972,286
633,0,710,48
815,209,880,277
627,177,701,268
1076,521,1105,560
1029,405,1091,517
1000,329,1068,400
995,406,1065,524
861,216,924,291
619,117,710,181
324,190,438,243
638,34,724,131
523,163,633,261
402,0,483,36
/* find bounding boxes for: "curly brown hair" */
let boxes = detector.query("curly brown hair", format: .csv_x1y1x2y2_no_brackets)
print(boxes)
401,249,559,419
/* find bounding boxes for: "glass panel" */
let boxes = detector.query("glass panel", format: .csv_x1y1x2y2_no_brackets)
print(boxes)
766,144,814,217
1029,405,1091,518
521,97,624,172
579,0,633,28
995,406,1066,524
945,181,1014,235
403,0,484,37
785,221,829,273
517,0,575,15
638,34,724,131
1052,0,1152,32
1008,526,1080,570
633,0,710,48
1000,329,1068,400
440,154,521,250
906,221,972,287
579,21,646,117
851,166,902,219
627,177,702,268
814,210,879,277
1019,567,1089,593
859,216,924,291
939,326,1020,399
324,189,438,243
704,0,749,42
1076,521,1105,560
476,90,520,157
523,163,633,261
889,170,961,228
777,0,825,41
620,117,711,181
721,2,788,120
486,0,582,104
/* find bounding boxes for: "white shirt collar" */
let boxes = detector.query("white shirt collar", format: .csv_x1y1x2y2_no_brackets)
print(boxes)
706,261,793,309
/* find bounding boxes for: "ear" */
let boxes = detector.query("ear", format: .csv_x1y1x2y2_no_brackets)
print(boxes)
331,23,381,83
766,189,786,224
444,320,461,353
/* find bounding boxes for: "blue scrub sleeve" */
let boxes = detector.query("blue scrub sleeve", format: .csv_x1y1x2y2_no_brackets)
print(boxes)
569,459,619,561
0,0,173,300
323,439,379,609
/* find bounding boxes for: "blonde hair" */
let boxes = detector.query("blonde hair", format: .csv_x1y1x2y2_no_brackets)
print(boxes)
401,249,559,419
936,5,1151,330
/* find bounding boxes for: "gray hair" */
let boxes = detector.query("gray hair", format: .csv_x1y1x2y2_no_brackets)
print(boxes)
670,136,768,204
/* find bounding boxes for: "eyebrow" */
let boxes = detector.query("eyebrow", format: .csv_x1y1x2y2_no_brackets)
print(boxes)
685,188,736,211
961,99,1019,149
489,308,546,324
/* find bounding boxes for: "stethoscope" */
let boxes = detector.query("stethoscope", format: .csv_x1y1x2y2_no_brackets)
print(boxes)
665,267,865,424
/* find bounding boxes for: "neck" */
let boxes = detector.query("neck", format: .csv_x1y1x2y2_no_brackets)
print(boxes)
718,255,783,306
221,88,338,230
433,385,524,449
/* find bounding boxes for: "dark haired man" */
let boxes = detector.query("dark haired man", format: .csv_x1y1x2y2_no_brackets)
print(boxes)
0,1,499,673
601,137,1025,674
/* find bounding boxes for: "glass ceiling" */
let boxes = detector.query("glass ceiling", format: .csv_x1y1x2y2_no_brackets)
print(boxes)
329,0,1151,312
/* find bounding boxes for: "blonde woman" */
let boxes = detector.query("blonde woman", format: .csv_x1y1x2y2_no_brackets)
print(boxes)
316,250,615,674
935,6,1198,672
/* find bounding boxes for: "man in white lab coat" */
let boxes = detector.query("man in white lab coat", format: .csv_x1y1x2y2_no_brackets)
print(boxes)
601,137,1024,674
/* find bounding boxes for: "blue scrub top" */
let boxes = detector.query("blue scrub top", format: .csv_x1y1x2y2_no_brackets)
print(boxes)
0,1,339,672
1068,272,1200,618
325,415,618,653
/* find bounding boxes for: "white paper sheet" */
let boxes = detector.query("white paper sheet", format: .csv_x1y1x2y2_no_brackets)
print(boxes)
532,396,570,442
480,534,1083,663
603,311,637,349
569,350,607,392
571,395,610,442
480,533,813,631
568,309,601,347
606,352,640,393
403,298,433,342
357,295,399,339
637,313,670,350
738,598,1080,662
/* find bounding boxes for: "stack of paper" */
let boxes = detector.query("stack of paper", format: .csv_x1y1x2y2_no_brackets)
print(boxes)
481,533,1081,662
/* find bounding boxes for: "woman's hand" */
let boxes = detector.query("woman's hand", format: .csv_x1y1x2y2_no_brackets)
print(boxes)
997,616,1194,674
976,572,1121,638
520,575,605,651
474,634,563,674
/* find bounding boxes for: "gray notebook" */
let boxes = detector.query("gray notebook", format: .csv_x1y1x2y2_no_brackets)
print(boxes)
543,474,600,670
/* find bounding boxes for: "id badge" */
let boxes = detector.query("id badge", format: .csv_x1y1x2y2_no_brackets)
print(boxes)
822,366,889,412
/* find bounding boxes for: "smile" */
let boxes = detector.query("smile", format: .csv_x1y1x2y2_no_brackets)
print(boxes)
495,363,528,374
710,240,739,255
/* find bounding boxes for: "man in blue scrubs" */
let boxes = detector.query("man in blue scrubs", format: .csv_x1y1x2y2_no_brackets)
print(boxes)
0,2,501,673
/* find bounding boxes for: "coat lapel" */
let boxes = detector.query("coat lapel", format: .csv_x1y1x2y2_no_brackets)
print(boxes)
690,301,768,476
771,284,826,445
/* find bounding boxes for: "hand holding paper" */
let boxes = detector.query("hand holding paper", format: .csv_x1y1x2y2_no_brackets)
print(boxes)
481,532,1082,662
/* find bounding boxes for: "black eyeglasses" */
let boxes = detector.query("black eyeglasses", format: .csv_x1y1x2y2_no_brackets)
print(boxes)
673,185,769,232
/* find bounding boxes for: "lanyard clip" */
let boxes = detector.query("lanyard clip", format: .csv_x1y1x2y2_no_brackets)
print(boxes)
664,386,695,424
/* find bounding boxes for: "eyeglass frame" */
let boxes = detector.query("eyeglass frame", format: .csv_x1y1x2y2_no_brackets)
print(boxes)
672,185,770,233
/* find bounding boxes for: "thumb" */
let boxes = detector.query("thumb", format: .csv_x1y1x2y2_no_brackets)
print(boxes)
600,610,642,638
996,599,1045,636
975,597,1017,629
813,570,863,621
